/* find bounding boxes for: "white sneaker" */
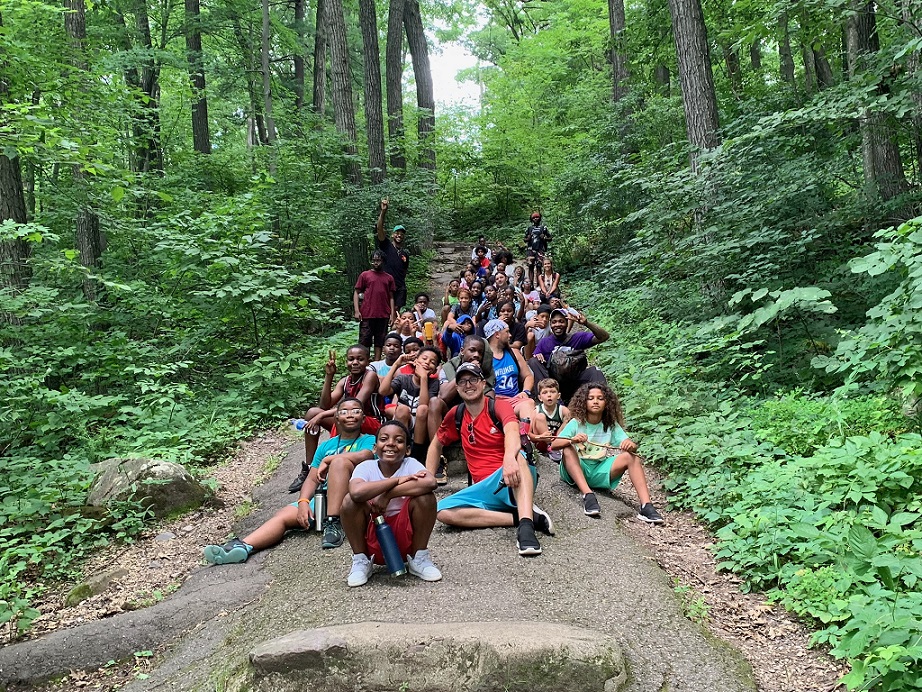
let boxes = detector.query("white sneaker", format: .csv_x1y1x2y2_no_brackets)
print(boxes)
347,553,374,587
406,549,442,582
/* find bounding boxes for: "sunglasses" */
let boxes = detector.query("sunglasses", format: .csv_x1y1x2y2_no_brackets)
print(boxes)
467,421,476,445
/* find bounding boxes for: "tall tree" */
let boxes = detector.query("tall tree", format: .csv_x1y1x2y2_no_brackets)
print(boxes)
130,0,164,173
293,0,306,112
64,0,103,300
312,0,327,115
404,0,435,170
185,0,212,154
608,0,629,102
847,0,907,200
385,0,406,170
260,0,277,145
358,0,386,183
326,0,362,184
668,0,720,166
779,11,796,85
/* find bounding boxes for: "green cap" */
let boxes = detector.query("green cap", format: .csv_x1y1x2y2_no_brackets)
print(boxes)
393,224,406,232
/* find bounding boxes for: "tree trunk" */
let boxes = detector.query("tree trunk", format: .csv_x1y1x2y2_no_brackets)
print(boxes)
779,11,796,84
654,64,670,96
358,0,386,183
132,0,164,173
403,0,435,171
814,45,835,88
326,0,362,185
902,0,922,176
722,43,742,94
312,0,327,115
293,0,306,111
64,0,103,301
608,0,629,102
232,19,268,145
801,42,816,93
847,0,907,200
260,0,277,145
750,40,762,70
385,0,406,170
668,0,720,167
184,0,211,154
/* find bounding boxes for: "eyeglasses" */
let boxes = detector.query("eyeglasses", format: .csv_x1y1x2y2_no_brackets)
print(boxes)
457,378,481,389
467,421,476,445
339,408,363,416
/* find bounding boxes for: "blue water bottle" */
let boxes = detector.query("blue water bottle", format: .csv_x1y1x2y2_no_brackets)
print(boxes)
290,418,307,432
373,515,407,576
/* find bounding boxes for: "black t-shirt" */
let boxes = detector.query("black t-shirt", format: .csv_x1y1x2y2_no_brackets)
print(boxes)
391,374,440,414
526,225,550,253
377,236,410,288
507,320,528,347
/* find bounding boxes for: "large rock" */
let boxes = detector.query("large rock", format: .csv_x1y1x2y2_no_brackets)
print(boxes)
64,567,129,607
247,621,627,692
87,458,209,518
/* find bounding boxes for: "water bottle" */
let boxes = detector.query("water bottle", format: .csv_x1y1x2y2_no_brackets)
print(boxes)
373,515,407,576
290,418,307,432
313,487,326,532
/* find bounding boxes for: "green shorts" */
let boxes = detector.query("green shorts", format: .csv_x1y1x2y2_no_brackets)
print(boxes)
559,455,623,491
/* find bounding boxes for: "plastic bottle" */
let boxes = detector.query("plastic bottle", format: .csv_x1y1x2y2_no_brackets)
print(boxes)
290,418,307,432
373,515,407,576
313,487,326,532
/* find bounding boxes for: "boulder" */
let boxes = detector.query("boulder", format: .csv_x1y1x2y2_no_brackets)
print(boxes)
441,442,468,477
64,568,128,607
248,621,627,692
87,458,209,518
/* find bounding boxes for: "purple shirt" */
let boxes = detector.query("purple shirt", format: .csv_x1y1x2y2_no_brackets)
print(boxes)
533,330,596,360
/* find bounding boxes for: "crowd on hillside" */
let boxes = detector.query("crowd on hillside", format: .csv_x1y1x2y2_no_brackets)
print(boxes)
204,199,663,587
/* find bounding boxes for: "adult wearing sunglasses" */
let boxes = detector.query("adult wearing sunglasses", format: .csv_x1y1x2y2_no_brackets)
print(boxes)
425,363,554,557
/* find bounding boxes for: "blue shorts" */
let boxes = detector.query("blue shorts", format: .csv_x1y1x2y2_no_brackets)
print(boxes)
437,465,538,513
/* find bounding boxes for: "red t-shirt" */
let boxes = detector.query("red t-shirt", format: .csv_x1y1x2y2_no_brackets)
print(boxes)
437,398,517,483
355,269,395,319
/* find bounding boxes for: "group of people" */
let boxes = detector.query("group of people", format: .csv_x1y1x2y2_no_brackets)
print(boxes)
203,202,664,588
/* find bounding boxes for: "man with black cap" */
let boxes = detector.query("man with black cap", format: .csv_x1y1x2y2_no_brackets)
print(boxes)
528,308,609,404
425,363,554,557
376,198,410,311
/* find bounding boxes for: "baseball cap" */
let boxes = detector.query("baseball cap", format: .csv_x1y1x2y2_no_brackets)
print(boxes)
454,362,485,381
550,308,569,320
483,319,508,339
393,224,406,232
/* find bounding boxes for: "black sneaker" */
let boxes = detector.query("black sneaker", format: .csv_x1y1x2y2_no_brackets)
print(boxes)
582,492,601,517
531,505,555,536
638,503,664,525
288,468,308,494
321,517,345,548
435,456,448,486
516,522,542,556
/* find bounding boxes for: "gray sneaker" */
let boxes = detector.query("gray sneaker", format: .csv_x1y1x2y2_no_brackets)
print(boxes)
638,503,664,525
532,505,555,536
321,517,345,549
582,492,601,517
204,538,250,564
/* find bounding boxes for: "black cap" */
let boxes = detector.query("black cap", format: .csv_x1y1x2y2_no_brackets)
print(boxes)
454,363,485,381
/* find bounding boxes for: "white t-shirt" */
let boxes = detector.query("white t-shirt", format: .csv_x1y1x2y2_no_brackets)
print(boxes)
351,457,426,515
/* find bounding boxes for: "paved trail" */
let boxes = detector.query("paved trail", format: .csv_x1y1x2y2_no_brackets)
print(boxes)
0,242,757,692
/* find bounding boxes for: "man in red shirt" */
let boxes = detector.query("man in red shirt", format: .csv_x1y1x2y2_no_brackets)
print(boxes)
425,363,554,557
354,251,397,361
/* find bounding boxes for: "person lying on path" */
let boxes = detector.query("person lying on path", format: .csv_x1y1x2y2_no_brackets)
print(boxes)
353,250,397,362
376,198,410,311
529,377,570,462
425,363,554,557
289,345,384,492
550,383,663,524
342,420,442,587
204,399,375,563
528,308,610,404
483,319,537,423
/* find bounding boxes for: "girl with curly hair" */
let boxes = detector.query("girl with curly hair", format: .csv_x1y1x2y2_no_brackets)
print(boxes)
550,383,663,524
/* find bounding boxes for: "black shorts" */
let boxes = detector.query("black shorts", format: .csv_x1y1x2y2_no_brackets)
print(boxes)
358,318,390,349
527,251,544,267
394,286,407,311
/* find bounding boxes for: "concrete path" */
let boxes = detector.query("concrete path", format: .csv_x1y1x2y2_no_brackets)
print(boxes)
0,241,757,691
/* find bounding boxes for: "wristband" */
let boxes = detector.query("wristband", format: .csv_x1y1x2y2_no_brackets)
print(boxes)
297,498,310,504
522,389,532,397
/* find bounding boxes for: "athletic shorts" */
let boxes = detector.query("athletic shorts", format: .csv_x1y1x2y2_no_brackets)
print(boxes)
437,465,538,513
560,455,623,491
394,286,407,311
365,500,413,565
359,318,390,349
330,417,381,437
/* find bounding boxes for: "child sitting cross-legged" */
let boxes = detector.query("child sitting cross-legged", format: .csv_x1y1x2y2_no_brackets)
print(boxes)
341,420,441,587
549,383,664,524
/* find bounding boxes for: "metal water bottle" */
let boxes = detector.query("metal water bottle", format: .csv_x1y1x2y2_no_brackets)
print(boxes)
313,487,326,532
373,515,407,575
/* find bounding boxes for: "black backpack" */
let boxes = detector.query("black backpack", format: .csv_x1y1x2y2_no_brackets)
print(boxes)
453,396,536,475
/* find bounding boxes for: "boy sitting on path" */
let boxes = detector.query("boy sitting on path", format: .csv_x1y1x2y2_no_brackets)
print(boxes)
341,420,442,587
289,345,384,493
425,364,554,557
204,399,375,563
529,377,570,462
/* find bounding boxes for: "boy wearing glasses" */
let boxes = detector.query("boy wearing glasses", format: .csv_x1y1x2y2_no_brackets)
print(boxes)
425,364,554,557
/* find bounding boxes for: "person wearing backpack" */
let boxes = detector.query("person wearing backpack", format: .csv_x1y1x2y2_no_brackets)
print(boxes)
425,363,554,557
527,308,609,404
